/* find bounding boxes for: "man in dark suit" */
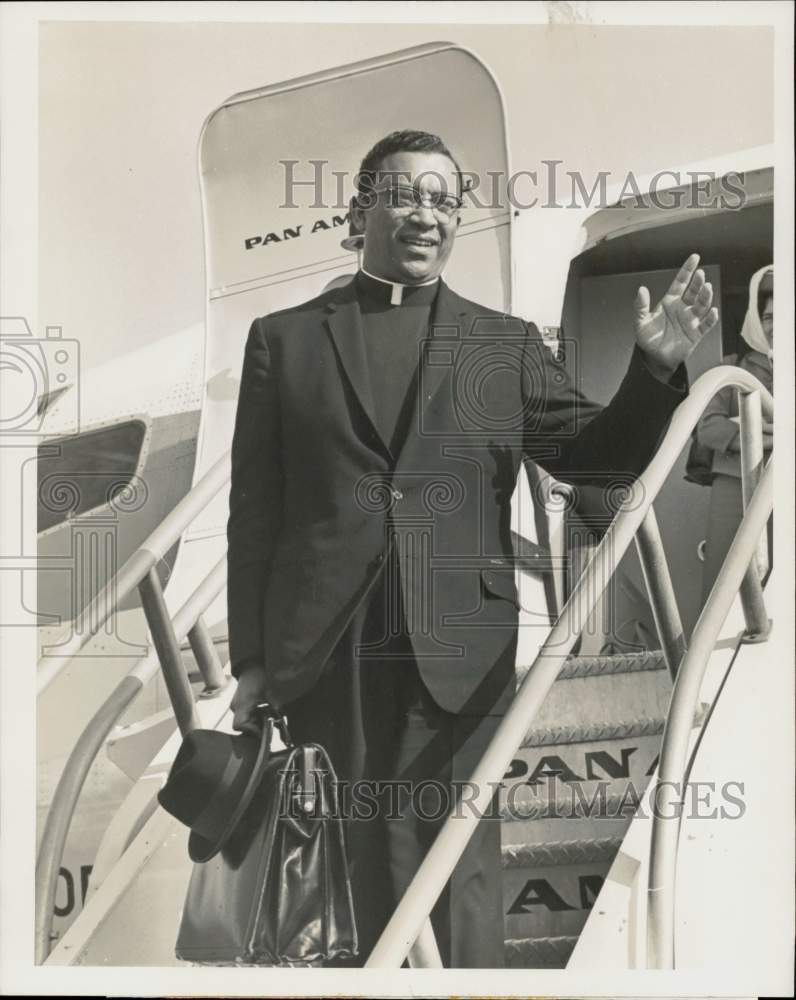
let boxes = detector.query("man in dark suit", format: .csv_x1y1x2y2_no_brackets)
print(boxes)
227,130,718,967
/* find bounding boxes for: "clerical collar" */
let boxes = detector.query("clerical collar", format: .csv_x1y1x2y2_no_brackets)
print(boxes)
357,267,439,306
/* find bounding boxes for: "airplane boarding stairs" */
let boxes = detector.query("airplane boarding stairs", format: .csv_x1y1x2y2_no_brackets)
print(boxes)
36,366,775,970
43,642,704,968
569,571,786,979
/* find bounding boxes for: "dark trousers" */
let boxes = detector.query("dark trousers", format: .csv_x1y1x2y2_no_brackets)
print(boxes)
286,552,507,968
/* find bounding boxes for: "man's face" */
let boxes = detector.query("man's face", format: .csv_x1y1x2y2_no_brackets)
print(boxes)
354,150,461,284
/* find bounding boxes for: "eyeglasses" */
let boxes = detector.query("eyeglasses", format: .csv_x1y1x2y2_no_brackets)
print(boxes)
374,183,463,219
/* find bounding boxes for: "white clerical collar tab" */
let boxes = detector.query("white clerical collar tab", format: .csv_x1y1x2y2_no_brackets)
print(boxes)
360,267,438,306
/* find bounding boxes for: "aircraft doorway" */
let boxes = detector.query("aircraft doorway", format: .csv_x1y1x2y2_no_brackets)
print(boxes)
558,191,773,642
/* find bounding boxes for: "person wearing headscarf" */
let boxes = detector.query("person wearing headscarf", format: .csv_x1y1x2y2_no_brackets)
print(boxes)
697,265,773,601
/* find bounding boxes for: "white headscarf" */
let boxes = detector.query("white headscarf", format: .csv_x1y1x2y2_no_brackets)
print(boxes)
740,265,773,361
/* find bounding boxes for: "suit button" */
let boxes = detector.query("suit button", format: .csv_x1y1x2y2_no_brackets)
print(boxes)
374,553,384,565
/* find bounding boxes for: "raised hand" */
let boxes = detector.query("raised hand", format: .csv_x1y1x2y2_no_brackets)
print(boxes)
634,253,719,374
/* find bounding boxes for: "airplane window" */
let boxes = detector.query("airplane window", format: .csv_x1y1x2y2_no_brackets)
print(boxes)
37,420,147,533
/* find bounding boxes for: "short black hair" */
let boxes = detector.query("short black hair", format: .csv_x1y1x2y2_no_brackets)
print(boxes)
355,129,463,201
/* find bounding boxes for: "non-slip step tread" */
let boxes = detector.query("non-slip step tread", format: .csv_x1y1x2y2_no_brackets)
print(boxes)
504,934,578,968
517,649,667,685
521,715,664,748
520,702,708,748
501,835,624,868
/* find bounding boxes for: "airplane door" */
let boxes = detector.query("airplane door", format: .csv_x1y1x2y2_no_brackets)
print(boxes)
188,42,512,540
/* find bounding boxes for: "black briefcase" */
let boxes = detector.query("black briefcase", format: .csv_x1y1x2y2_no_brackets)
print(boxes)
159,710,358,966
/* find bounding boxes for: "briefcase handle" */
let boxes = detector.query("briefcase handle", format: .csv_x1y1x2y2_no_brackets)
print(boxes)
253,706,338,824
254,701,293,747
253,704,319,818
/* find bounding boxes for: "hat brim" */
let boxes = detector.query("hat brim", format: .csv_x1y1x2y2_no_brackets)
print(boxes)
188,829,220,863
184,721,276,863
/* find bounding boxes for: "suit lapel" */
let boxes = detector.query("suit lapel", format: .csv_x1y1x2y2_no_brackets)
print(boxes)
324,286,392,460
323,277,473,466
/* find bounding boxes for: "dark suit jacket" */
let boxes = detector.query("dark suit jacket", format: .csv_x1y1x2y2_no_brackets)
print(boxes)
227,277,686,714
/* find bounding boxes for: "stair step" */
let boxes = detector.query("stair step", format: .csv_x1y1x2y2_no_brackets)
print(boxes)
501,836,620,940
502,859,610,938
501,836,623,869
520,713,668,749
505,934,578,969
501,706,707,840
515,649,673,730
517,649,667,684
502,713,672,817
496,701,712,949
501,790,645,823
519,660,673,730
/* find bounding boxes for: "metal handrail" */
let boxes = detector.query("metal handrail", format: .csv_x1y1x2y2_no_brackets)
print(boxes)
365,365,773,967
35,367,772,968
646,458,772,969
34,557,228,964
35,448,232,963
635,507,686,679
739,389,768,577
36,451,231,694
